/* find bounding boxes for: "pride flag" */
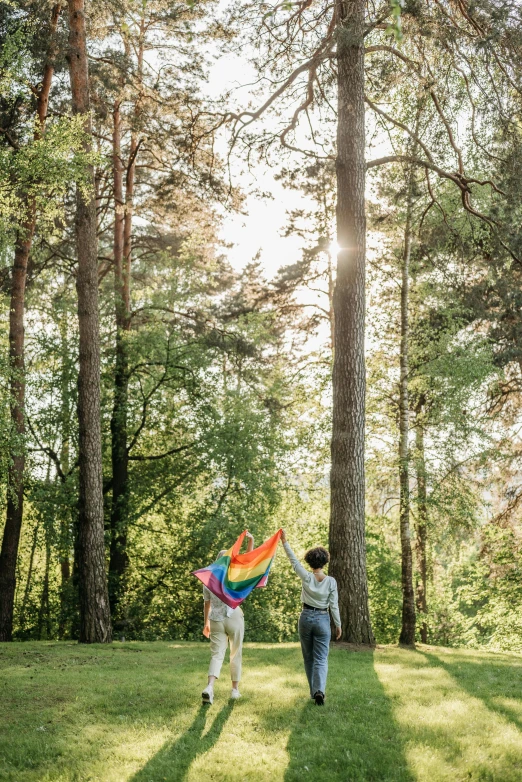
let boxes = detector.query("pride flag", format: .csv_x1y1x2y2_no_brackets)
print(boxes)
192,529,282,609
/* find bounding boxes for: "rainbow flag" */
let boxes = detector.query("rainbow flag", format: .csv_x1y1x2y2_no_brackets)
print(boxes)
192,529,282,609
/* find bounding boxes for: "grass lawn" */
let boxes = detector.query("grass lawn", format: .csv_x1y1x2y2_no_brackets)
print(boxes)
0,641,521,781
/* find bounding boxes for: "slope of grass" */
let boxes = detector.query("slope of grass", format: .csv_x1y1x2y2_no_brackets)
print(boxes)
0,640,521,781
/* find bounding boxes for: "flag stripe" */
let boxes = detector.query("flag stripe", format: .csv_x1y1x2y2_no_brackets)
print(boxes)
192,529,282,609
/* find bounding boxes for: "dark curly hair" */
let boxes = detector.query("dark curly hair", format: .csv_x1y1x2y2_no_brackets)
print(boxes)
304,546,330,570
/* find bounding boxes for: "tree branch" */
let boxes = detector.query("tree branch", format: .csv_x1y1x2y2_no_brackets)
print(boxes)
365,96,434,162
128,442,195,461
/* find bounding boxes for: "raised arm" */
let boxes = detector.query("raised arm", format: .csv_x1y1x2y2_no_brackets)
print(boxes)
280,529,309,581
245,530,254,553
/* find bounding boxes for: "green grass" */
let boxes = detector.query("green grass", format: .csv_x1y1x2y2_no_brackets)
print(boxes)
0,641,521,781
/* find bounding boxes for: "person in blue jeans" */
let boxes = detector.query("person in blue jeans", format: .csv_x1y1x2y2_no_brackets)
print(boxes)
281,529,342,705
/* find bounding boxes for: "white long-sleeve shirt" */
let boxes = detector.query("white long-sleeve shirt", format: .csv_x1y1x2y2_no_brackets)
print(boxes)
283,542,341,628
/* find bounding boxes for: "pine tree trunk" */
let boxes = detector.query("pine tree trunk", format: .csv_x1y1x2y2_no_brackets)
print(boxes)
329,0,374,645
0,230,32,641
0,4,61,642
415,402,428,643
19,521,39,634
67,0,112,643
398,175,416,646
109,99,130,617
37,535,51,640
58,306,72,639
108,22,144,619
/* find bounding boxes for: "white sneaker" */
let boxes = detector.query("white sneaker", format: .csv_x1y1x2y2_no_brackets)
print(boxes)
230,688,241,700
202,685,214,704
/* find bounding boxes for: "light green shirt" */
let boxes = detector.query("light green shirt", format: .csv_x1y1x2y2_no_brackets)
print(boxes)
283,542,341,628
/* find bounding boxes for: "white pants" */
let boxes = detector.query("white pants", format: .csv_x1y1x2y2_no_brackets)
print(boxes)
208,608,244,682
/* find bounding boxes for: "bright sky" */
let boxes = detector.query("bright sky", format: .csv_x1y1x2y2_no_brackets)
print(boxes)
203,46,390,365
218,170,307,279
205,52,317,279
204,46,389,282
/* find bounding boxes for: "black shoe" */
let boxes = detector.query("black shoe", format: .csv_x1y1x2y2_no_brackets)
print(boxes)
314,691,325,705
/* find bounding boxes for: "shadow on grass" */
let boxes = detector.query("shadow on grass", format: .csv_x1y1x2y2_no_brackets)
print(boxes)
283,647,414,782
422,650,522,733
129,702,234,782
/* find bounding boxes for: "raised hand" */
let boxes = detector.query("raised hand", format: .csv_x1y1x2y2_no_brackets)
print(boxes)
245,529,254,552
280,529,287,544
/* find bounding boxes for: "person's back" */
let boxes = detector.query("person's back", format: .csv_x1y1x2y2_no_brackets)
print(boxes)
201,532,254,704
281,530,341,704
283,542,341,626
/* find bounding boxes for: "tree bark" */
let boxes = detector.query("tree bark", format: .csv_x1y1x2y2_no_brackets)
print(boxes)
0,3,61,642
37,533,51,640
0,228,32,641
19,521,39,634
398,170,416,646
67,0,112,643
329,0,374,645
109,99,130,617
108,20,144,619
415,402,428,643
58,308,72,638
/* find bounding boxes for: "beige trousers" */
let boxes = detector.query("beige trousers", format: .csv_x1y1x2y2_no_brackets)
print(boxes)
208,608,244,682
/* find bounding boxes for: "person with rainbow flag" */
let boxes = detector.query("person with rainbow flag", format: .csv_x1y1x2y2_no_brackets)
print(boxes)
193,526,340,706
193,528,282,704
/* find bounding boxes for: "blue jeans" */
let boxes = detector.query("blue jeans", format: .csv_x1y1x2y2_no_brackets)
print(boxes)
298,609,331,696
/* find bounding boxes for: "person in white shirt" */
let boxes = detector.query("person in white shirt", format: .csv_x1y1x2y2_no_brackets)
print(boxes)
201,531,254,705
281,529,342,705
